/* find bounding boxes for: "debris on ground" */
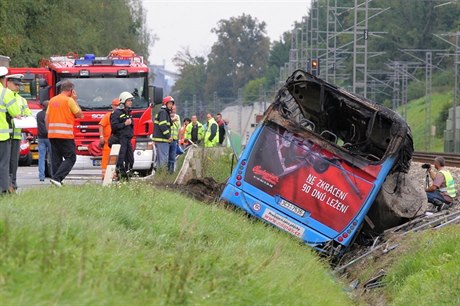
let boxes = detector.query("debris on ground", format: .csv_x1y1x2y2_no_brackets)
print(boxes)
175,177,224,203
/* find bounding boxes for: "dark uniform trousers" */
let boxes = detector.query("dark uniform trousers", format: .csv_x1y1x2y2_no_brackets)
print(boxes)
0,139,11,193
50,138,76,182
117,137,134,176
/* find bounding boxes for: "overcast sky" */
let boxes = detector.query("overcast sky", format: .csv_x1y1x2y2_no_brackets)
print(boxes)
142,0,312,72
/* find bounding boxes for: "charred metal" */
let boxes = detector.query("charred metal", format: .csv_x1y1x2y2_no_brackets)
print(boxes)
264,70,414,174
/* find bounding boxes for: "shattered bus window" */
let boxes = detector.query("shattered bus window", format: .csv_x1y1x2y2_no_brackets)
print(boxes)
221,70,417,256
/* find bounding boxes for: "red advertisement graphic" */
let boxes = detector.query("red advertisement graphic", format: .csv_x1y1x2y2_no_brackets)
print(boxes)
245,125,380,232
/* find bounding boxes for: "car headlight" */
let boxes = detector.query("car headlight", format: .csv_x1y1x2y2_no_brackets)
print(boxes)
136,141,153,150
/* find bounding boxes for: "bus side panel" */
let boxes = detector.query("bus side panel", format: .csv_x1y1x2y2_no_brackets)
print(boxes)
241,125,377,233
221,184,332,245
222,123,398,248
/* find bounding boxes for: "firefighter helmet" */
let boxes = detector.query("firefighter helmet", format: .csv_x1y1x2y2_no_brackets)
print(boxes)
119,91,134,104
162,96,175,105
0,66,9,78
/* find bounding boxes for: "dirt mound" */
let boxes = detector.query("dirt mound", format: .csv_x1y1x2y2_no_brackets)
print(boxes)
180,177,225,203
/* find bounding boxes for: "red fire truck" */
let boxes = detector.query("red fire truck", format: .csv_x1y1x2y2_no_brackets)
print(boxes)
11,49,162,175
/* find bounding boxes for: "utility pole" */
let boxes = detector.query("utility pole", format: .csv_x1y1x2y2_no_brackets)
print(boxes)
455,32,460,152
300,15,310,70
238,88,243,135
425,52,432,151
310,0,320,71
289,28,299,75
401,63,408,120
352,0,369,97
326,0,337,83
392,62,400,111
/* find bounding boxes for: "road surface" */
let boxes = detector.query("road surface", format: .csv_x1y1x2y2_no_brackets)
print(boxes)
16,165,102,192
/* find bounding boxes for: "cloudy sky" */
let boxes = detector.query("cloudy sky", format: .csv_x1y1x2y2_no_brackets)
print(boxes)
142,0,312,72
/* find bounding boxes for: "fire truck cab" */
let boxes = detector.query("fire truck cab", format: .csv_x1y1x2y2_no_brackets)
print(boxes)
11,50,163,175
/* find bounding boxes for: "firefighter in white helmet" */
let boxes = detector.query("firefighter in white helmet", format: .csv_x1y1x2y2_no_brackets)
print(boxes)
110,91,134,180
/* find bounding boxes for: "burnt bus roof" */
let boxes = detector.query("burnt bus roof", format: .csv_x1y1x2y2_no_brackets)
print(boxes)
264,70,413,174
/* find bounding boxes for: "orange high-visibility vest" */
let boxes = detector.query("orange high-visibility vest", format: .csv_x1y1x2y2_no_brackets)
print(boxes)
47,94,75,139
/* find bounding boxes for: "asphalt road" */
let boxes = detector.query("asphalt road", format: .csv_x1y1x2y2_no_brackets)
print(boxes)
16,165,102,192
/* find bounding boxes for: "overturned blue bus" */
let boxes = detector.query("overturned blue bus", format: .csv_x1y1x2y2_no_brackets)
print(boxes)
221,70,414,255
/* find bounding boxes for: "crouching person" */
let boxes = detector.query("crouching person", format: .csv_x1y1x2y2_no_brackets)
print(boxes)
425,156,456,210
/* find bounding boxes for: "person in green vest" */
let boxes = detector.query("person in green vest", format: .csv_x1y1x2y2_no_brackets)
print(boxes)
7,74,33,191
425,156,457,210
168,104,180,173
184,115,204,146
0,67,21,195
204,113,219,148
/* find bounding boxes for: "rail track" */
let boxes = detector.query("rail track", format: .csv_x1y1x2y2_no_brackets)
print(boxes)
412,151,460,168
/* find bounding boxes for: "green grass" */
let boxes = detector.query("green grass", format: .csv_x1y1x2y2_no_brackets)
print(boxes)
404,91,452,152
384,226,460,306
200,148,234,182
0,184,352,305
152,147,234,185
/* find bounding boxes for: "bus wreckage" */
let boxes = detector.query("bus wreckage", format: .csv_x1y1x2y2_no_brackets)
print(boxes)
221,70,426,256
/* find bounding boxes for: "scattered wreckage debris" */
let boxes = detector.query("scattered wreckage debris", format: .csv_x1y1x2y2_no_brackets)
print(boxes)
363,269,386,290
335,208,460,274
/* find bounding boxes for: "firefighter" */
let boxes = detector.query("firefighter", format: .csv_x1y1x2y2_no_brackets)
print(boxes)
204,113,219,148
6,74,33,191
46,80,83,187
0,67,21,194
98,98,119,179
152,96,174,171
110,92,134,180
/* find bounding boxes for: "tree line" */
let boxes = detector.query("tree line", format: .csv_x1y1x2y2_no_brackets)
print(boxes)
172,0,460,107
0,0,151,67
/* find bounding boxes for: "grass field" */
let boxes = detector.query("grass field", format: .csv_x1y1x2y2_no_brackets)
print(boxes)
404,91,452,152
0,183,352,305
384,226,460,306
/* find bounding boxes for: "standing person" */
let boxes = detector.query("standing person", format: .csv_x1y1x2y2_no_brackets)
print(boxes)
0,67,21,195
110,92,134,180
98,98,119,179
36,100,52,182
6,74,33,191
168,104,181,173
185,115,204,145
46,80,83,187
204,113,219,148
216,113,226,146
152,96,174,171
425,156,456,210
178,117,191,148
